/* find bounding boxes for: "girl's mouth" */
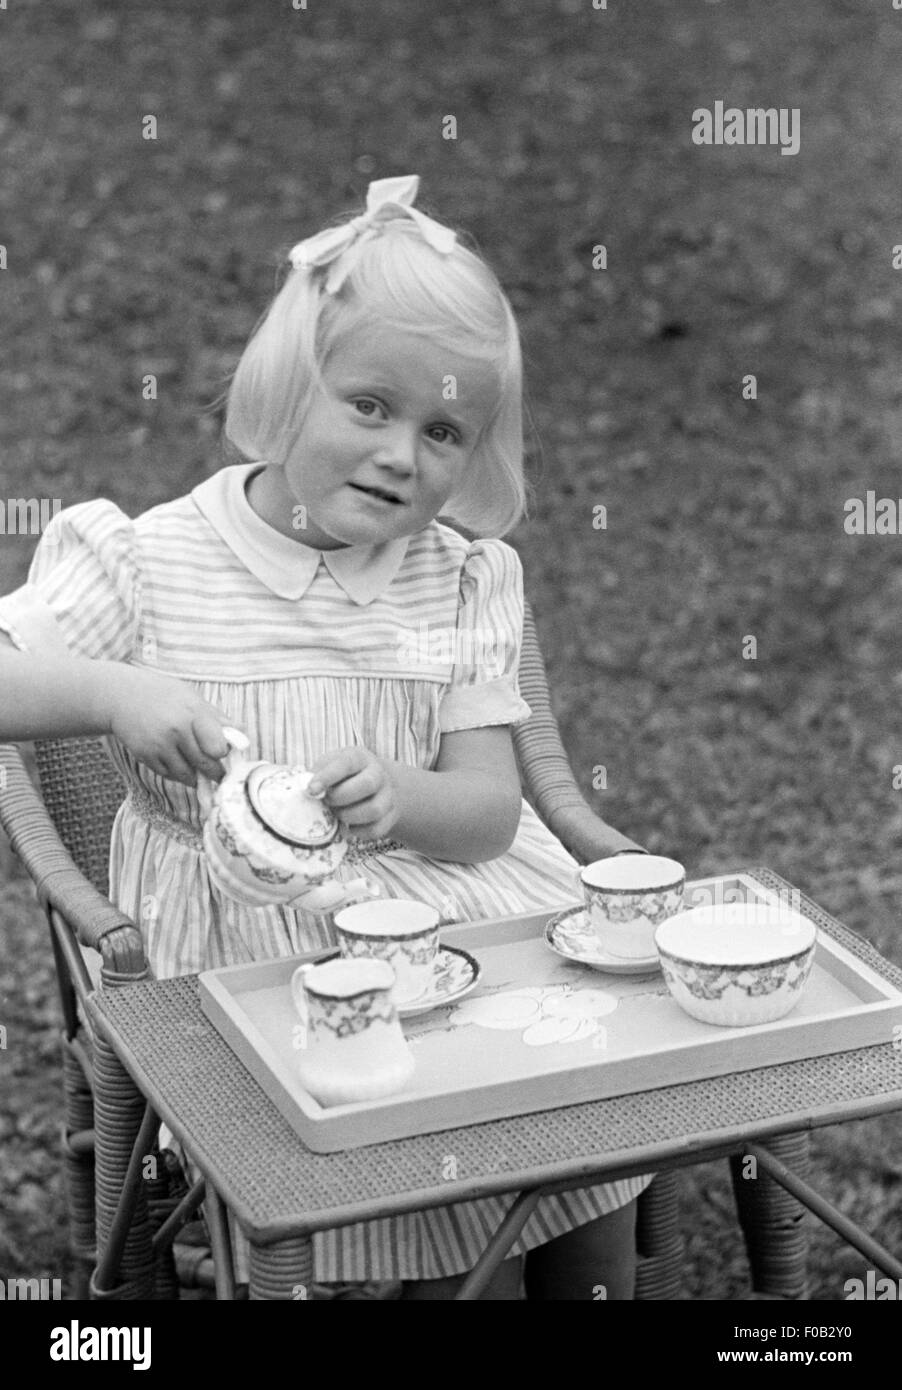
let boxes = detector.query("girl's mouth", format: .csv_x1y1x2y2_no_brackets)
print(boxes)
349,483,406,506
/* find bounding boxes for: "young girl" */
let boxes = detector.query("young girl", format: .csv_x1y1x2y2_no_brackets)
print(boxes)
0,175,651,1299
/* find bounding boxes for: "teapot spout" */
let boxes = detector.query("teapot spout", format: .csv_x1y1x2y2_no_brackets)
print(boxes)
290,877,383,914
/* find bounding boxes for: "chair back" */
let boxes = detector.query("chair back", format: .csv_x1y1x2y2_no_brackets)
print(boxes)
32,739,126,896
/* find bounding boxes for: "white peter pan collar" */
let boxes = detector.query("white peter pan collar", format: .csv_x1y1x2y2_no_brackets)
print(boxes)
191,463,412,605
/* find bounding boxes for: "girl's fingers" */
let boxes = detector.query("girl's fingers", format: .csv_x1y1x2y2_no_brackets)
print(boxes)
158,751,197,785
176,729,227,782
322,766,384,809
341,813,395,842
309,746,370,793
336,790,393,828
194,717,235,766
360,814,396,841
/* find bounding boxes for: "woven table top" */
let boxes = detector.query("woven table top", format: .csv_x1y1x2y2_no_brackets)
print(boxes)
89,869,902,1243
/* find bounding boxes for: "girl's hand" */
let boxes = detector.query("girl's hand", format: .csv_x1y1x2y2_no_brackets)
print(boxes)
107,665,238,787
308,746,399,841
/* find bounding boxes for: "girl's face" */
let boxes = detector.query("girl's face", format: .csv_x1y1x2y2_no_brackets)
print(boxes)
250,322,500,549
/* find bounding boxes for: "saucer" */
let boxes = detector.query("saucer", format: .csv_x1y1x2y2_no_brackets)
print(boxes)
544,906,661,976
321,945,481,1016
397,945,481,1016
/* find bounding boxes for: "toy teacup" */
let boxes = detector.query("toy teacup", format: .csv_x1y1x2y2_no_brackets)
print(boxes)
197,727,381,913
334,899,441,1005
579,854,685,959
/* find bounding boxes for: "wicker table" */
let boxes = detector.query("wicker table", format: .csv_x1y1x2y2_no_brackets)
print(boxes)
86,869,902,1300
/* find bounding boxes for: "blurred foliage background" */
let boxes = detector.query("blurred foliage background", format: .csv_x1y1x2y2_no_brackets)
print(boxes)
1,0,901,1299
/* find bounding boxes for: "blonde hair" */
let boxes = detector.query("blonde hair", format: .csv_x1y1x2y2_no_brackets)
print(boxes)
225,216,526,535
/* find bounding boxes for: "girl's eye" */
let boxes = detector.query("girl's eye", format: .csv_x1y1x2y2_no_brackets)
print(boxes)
427,425,459,445
352,398,384,418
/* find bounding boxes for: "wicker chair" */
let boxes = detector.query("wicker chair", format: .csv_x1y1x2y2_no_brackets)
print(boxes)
0,600,810,1300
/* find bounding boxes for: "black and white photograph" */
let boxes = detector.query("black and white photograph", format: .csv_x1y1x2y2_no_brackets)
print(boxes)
0,0,900,1350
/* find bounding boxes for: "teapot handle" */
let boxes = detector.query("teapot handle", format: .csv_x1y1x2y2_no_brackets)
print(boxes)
290,965,311,1048
197,725,251,818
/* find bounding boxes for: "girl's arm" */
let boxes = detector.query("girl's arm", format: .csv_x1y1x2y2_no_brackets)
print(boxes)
312,726,522,864
0,639,233,785
0,639,121,739
314,729,648,865
388,726,523,863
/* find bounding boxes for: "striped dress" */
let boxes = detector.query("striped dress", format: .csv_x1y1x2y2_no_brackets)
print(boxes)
0,461,650,1281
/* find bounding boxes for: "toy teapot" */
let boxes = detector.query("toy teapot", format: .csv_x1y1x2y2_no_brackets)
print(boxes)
196,727,382,914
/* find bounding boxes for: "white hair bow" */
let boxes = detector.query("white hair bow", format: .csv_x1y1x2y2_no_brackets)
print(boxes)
288,175,456,293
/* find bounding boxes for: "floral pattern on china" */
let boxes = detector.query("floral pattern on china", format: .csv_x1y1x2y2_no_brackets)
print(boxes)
196,727,382,912
394,945,481,1016
591,886,684,925
291,958,416,1107
544,906,660,974
322,942,481,1016
342,935,438,969
305,986,398,1039
659,955,812,1002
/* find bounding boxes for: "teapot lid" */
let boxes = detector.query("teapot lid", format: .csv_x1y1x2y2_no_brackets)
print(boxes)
246,765,340,848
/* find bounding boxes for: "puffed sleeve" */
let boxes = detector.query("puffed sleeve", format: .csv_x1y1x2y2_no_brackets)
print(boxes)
0,500,140,662
437,538,532,733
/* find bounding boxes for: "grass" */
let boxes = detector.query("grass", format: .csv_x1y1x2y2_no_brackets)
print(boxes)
2,0,902,1299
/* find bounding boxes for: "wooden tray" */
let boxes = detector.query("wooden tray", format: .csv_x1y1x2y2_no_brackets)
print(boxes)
198,873,902,1152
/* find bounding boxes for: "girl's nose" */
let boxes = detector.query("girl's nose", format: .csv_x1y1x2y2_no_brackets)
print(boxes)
373,424,417,473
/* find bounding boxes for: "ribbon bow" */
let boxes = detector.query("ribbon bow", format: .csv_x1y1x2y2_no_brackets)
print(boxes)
288,175,456,293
